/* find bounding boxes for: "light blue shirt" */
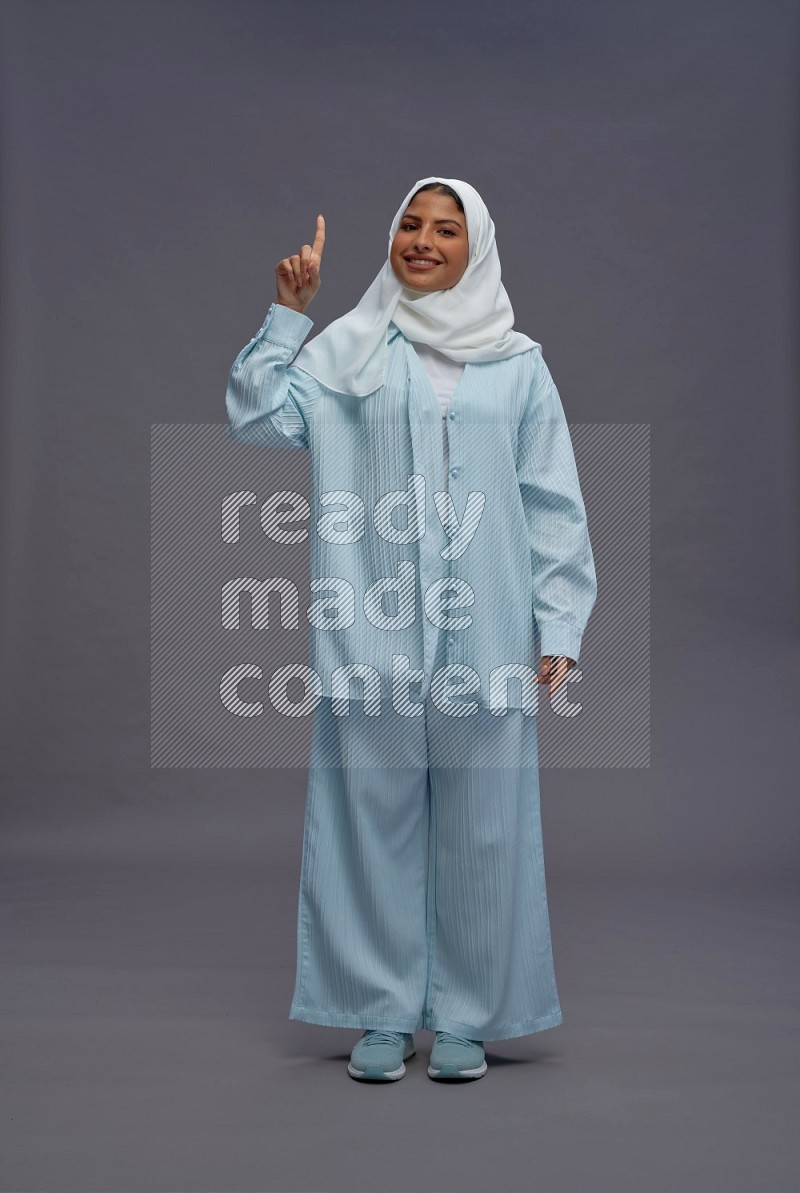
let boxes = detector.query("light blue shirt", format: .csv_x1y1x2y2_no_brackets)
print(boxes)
225,301,597,713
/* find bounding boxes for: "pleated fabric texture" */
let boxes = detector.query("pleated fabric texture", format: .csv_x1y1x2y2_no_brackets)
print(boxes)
288,630,563,1042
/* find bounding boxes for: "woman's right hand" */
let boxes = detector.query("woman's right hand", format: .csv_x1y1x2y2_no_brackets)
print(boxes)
275,214,325,314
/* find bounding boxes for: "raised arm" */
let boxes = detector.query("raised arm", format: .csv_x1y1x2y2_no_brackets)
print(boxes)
516,350,597,667
225,215,326,451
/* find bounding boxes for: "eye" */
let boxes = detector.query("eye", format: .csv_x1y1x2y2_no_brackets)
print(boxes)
400,222,458,236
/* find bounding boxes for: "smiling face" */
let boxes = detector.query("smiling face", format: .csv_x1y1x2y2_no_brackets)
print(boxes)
390,190,469,292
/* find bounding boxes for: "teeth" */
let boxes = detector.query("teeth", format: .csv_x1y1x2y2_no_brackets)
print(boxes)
407,259,438,266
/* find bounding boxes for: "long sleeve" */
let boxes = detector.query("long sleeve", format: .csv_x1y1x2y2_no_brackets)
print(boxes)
516,351,597,664
225,301,320,451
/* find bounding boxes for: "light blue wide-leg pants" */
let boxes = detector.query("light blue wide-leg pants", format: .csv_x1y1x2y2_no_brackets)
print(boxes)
288,649,563,1042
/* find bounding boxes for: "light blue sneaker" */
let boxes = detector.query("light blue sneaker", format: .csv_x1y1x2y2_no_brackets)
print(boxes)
347,1030,416,1081
428,1031,487,1080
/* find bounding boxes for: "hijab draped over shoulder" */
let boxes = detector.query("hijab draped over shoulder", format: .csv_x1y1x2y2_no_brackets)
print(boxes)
291,175,540,397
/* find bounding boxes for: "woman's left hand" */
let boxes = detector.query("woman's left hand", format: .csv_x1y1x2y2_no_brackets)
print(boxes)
536,655,576,695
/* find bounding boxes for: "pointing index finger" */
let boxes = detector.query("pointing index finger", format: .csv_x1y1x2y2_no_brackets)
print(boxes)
312,213,325,260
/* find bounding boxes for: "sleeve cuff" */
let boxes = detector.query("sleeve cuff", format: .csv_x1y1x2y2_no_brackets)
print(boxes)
537,619,584,665
257,301,314,348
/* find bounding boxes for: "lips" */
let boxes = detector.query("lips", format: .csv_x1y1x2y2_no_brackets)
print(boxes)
404,257,441,270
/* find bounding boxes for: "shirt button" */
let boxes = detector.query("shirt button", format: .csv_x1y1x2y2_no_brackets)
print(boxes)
448,411,455,420
449,466,459,478
447,636,455,647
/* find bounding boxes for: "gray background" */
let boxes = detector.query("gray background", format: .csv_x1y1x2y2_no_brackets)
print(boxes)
1,1,798,1190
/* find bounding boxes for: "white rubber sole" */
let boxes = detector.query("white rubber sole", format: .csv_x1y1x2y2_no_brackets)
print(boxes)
428,1059,488,1079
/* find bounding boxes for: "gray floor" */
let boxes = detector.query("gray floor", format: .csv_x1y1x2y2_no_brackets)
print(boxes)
1,846,797,1192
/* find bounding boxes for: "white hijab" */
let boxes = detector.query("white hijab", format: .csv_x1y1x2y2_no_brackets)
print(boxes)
292,176,540,397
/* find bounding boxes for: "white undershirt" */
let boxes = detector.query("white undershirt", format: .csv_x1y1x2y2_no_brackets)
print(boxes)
409,340,465,490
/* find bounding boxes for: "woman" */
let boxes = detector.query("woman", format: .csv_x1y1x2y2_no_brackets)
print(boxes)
225,177,597,1082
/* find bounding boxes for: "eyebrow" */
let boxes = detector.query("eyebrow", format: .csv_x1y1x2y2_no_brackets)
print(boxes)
401,211,463,229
